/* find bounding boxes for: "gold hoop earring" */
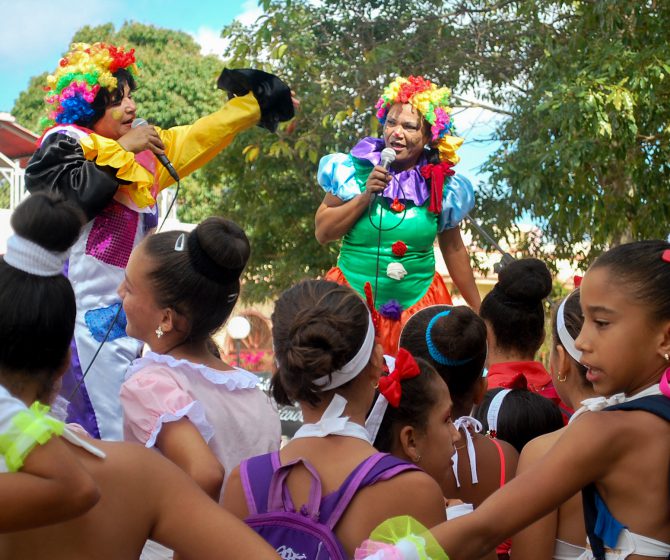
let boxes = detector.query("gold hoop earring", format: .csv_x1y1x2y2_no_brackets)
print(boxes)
413,454,421,463
557,371,567,383
372,381,379,389
155,326,164,339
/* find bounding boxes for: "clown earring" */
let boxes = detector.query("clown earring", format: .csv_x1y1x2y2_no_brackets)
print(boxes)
155,326,164,339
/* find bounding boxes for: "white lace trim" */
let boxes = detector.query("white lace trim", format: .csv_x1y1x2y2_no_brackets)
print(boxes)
145,400,215,448
126,351,260,390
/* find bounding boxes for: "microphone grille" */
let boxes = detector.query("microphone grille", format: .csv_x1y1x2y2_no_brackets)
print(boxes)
131,118,147,128
380,147,396,164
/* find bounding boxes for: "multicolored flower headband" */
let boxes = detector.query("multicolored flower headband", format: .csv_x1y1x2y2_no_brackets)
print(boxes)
41,42,139,130
375,75,464,164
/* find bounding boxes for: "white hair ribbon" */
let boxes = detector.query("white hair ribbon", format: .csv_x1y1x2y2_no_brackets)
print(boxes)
313,313,376,391
557,294,583,362
3,235,68,277
486,389,511,436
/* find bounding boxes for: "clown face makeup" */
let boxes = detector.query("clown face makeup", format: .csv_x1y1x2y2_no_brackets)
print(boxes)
92,84,136,140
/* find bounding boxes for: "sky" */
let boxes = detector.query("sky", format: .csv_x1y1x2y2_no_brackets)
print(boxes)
0,0,501,183
0,0,259,112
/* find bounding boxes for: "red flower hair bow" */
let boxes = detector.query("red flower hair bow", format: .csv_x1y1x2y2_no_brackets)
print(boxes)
378,348,421,407
419,162,455,214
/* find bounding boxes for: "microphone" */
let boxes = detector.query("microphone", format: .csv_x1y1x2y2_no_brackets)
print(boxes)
131,118,180,182
380,147,396,171
370,147,396,204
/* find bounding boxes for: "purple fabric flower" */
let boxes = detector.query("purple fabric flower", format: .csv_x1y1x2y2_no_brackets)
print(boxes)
350,137,431,207
379,299,404,321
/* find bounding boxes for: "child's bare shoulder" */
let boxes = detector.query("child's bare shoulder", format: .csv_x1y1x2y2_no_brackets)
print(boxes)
520,427,564,465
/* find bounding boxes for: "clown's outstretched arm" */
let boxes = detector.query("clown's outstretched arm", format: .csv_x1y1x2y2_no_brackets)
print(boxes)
154,68,295,190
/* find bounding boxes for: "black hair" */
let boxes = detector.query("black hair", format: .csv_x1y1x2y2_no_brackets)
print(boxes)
474,387,564,453
372,357,443,452
399,305,487,413
78,68,137,128
480,257,552,357
590,240,670,322
551,289,588,381
0,193,85,398
142,217,250,343
270,280,370,407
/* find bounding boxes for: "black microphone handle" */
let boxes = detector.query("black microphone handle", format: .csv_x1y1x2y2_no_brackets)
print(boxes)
156,153,180,182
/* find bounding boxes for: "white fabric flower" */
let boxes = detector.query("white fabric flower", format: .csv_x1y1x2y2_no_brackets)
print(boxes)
580,393,626,412
387,262,408,281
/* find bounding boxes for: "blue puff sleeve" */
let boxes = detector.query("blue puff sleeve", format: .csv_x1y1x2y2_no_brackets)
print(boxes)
317,153,361,202
438,173,475,232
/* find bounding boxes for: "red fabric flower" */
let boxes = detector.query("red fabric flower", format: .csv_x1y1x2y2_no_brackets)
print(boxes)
390,198,405,213
573,275,583,287
662,249,670,263
419,162,455,214
378,348,421,407
392,241,407,257
397,76,433,104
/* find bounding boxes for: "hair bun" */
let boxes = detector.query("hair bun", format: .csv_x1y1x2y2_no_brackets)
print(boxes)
497,258,552,304
189,217,250,284
10,193,85,252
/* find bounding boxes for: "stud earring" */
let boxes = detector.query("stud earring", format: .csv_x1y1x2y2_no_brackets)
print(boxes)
664,353,669,362
155,326,164,339
557,371,567,383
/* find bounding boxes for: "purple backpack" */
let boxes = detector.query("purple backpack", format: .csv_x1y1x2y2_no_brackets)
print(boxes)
240,451,418,560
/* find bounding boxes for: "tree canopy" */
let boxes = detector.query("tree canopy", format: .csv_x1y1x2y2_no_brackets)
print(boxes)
12,2,670,300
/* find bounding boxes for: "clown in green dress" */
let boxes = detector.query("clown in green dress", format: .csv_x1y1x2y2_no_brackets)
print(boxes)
316,76,480,355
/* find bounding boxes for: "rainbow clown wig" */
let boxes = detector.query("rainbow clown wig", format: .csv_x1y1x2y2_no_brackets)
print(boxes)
41,42,139,131
375,76,463,164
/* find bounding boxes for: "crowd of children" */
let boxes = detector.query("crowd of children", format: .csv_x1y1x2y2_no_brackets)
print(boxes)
1,40,668,560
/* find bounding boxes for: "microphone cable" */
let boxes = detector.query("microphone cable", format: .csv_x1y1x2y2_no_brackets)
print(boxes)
70,174,181,399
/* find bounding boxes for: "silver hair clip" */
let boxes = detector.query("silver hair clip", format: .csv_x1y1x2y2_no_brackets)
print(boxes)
174,233,186,251
227,293,239,303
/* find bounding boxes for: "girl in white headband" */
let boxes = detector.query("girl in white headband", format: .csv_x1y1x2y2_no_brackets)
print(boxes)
0,193,101,530
224,280,448,558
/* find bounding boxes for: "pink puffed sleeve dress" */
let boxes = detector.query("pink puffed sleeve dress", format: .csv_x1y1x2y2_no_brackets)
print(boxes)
120,351,281,496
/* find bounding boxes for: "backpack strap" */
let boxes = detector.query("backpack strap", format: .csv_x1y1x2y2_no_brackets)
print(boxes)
605,395,670,421
325,453,419,530
240,451,281,515
267,456,323,520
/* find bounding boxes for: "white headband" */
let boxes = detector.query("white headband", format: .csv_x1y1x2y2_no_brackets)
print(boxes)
557,294,583,362
313,313,376,391
486,389,511,435
3,235,69,277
